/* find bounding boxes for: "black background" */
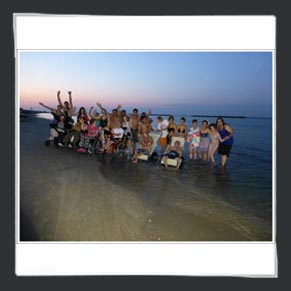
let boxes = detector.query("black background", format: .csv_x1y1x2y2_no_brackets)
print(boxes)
1,0,290,289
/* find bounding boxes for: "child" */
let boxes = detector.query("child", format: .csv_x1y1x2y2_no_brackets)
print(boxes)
188,119,200,160
208,123,224,163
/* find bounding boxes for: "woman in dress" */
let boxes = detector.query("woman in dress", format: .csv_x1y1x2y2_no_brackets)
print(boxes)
199,120,210,161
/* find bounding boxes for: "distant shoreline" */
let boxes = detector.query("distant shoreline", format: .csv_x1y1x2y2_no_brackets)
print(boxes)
20,108,271,120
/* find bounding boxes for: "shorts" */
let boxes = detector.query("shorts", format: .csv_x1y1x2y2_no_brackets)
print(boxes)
166,150,179,159
160,137,167,147
103,129,110,136
131,128,139,143
218,144,232,157
137,148,149,155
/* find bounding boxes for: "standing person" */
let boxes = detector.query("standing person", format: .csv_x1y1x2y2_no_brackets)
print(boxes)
109,107,122,130
120,109,127,123
129,108,140,155
167,115,177,144
188,119,200,160
57,90,75,129
177,117,188,141
199,120,210,161
139,116,149,135
216,117,234,167
208,123,224,164
121,115,131,137
140,110,153,133
157,116,169,154
97,104,110,145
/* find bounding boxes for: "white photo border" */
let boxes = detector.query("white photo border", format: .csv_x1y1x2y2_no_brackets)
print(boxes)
14,14,277,277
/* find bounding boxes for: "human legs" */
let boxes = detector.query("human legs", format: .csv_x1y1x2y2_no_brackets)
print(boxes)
176,157,182,169
189,144,193,159
160,137,167,154
71,132,81,147
50,128,58,140
62,132,73,145
221,155,228,167
162,155,168,167
218,144,232,167
208,144,218,163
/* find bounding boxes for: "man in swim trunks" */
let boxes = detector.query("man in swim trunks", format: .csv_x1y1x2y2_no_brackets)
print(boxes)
130,108,140,154
157,116,169,154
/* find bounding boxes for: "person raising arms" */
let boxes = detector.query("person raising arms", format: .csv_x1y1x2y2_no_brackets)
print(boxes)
57,91,75,129
38,102,63,125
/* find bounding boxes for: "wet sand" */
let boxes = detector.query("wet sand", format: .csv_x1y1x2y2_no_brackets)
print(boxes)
19,115,271,241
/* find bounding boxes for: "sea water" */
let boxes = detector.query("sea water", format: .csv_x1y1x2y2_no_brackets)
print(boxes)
36,113,273,240
99,115,273,239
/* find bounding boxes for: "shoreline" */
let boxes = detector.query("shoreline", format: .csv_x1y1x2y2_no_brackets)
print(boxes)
19,116,271,241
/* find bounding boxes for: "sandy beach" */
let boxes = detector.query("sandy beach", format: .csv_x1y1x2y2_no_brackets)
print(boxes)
19,115,271,241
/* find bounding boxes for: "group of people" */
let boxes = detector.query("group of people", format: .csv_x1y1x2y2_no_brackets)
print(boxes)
39,91,234,168
156,115,234,167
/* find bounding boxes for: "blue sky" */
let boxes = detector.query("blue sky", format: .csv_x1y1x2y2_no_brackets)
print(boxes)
20,51,273,117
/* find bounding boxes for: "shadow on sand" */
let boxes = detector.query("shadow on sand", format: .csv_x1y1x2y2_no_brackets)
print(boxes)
20,208,40,241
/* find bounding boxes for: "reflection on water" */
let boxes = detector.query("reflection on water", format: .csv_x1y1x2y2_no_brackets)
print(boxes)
99,157,272,240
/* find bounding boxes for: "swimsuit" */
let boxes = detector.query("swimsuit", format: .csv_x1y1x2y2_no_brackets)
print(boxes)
168,150,179,159
188,127,200,148
100,118,108,128
131,128,139,143
217,126,233,157
178,128,186,134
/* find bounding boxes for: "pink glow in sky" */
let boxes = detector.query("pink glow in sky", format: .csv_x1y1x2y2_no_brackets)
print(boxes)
19,51,273,117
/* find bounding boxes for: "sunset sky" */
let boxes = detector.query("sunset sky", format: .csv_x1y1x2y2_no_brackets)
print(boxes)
19,51,273,117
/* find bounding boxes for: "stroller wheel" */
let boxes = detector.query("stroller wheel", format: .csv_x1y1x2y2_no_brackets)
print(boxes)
44,140,51,146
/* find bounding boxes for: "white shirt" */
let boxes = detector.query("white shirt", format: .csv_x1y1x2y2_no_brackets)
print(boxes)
157,119,169,138
113,128,124,139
